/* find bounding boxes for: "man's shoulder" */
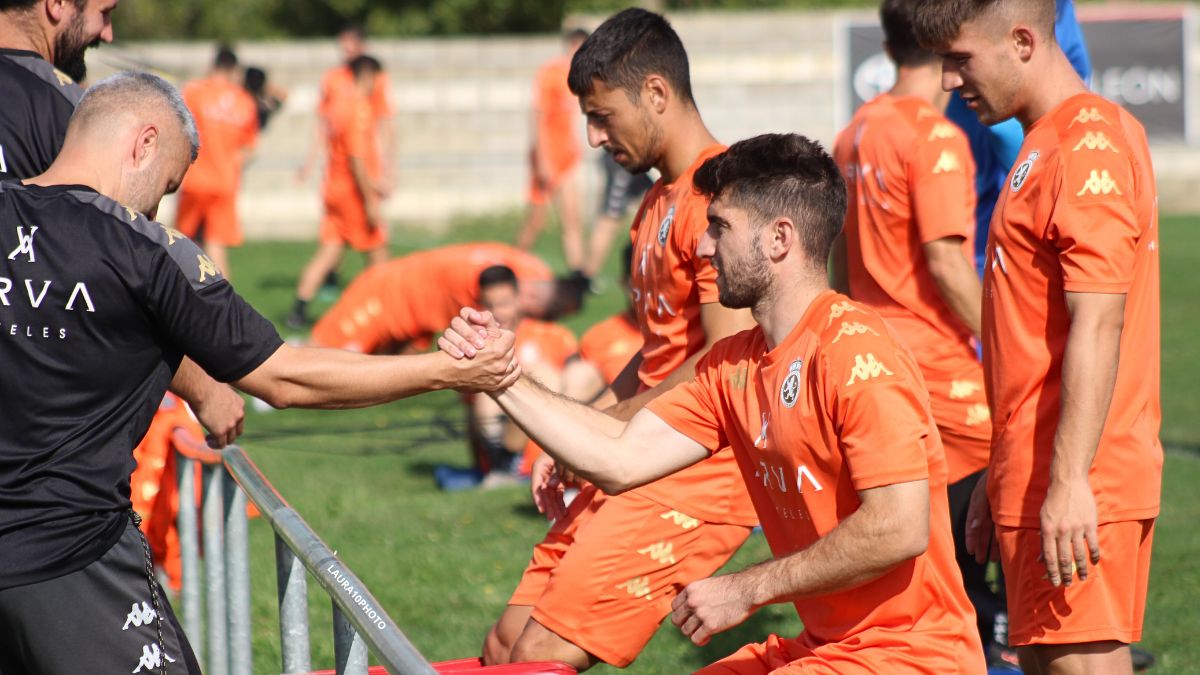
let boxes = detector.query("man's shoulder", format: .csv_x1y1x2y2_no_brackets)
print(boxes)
812,296,909,377
1046,95,1145,203
0,49,83,108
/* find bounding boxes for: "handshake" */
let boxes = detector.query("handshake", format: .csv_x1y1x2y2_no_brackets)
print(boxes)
438,307,524,394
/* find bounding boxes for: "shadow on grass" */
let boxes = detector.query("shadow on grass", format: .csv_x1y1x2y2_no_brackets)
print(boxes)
241,416,464,456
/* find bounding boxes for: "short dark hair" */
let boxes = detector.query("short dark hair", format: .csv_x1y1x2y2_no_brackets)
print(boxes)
348,54,382,80
881,0,937,67
340,23,366,41
214,45,238,70
567,8,694,105
911,0,1055,50
478,265,518,290
243,66,266,95
694,134,846,269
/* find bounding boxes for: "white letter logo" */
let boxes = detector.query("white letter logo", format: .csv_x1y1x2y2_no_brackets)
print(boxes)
7,226,38,263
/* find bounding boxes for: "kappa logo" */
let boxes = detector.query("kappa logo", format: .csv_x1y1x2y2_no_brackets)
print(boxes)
1068,107,1112,128
656,205,675,246
131,643,175,673
727,365,748,390
160,224,184,246
1010,151,1040,193
846,353,893,386
779,359,802,408
1073,131,1120,154
826,301,864,326
615,576,653,601
932,150,963,174
637,541,677,565
1076,169,1123,197
52,68,74,87
832,321,879,344
122,602,157,630
7,226,38,263
927,123,957,141
660,510,700,530
965,403,990,427
122,206,139,222
197,254,220,283
949,380,983,400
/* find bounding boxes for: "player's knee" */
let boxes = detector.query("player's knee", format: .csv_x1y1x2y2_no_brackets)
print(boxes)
510,625,596,671
481,624,513,666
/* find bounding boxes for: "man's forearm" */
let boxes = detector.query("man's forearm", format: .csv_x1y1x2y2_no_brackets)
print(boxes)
1050,294,1125,483
926,245,983,337
608,349,704,421
170,358,219,404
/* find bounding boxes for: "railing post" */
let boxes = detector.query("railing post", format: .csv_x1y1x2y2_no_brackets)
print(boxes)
177,454,202,661
276,535,311,674
332,604,369,675
223,470,252,675
202,464,229,675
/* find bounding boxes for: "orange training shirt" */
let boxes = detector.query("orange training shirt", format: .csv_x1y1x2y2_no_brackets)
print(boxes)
319,64,393,122
983,92,1161,528
515,319,579,372
323,93,380,203
649,292,983,671
533,54,580,170
579,312,643,385
180,75,258,196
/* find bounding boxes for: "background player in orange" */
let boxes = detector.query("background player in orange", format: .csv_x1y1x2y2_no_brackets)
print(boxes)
913,1,1161,673
308,241,576,355
829,0,997,658
289,55,389,328
175,45,259,281
442,134,985,673
442,10,759,671
516,29,588,274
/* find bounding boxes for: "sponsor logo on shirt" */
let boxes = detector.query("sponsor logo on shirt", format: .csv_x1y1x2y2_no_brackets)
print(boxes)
637,540,677,565
615,575,653,600
845,353,894,386
932,150,963,174
1076,169,1123,197
779,359,802,408
832,321,879,344
131,642,175,673
1068,107,1112,128
949,380,983,400
656,205,675,247
966,403,990,427
754,412,769,448
1010,151,1040,193
927,123,957,141
1073,131,1120,154
660,509,700,530
797,465,824,493
7,225,38,263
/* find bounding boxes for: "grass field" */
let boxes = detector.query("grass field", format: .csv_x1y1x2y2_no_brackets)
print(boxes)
205,213,1200,674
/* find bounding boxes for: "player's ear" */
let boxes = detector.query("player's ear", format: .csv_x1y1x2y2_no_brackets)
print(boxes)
769,216,794,261
133,125,160,169
45,0,69,23
643,74,669,115
1012,24,1035,62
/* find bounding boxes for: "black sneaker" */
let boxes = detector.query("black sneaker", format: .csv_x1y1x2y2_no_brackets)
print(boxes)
1132,645,1156,671
284,311,310,331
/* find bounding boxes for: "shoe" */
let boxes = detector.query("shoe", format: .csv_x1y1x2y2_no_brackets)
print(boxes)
985,643,1021,672
434,465,483,492
1132,645,1155,671
284,311,310,331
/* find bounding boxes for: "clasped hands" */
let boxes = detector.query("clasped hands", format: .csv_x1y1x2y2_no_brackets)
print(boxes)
439,307,522,394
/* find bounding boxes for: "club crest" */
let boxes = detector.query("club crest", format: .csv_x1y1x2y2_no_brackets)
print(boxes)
657,205,675,246
780,359,802,408
1010,151,1040,193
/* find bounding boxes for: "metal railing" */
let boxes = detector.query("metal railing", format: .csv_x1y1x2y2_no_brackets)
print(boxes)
174,444,437,675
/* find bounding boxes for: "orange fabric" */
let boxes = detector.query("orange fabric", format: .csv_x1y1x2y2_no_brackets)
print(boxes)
648,292,983,672
526,148,579,206
835,93,989,483
515,319,578,372
319,64,393,122
533,54,581,173
130,393,205,592
179,76,258,197
323,93,381,207
697,630,965,675
311,242,553,353
510,485,752,668
319,188,386,252
997,520,1154,646
983,92,1162,528
175,190,242,247
624,143,757,527
578,311,643,385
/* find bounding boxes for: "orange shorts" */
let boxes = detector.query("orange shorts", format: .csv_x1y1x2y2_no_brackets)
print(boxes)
696,627,975,674
510,485,752,668
997,519,1155,646
320,190,386,252
176,190,242,246
527,149,580,206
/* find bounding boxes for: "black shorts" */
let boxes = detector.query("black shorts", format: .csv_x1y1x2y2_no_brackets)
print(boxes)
0,518,201,674
599,152,654,219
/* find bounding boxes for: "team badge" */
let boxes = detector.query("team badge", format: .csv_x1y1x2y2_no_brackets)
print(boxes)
656,205,675,246
1010,151,1040,193
780,359,802,408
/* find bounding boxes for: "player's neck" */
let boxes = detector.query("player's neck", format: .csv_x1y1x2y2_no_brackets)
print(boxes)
0,11,52,60
25,148,110,198
887,64,948,110
656,109,718,185
755,271,828,350
1015,46,1089,130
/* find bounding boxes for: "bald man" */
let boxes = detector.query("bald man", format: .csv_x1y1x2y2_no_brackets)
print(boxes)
0,71,518,674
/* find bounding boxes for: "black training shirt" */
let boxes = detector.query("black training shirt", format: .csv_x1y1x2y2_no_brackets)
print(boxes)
0,182,282,589
0,49,82,180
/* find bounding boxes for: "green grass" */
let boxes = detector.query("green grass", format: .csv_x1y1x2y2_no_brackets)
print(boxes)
202,213,1200,674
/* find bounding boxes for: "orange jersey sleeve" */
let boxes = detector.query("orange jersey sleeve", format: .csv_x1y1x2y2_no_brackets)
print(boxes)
909,115,975,244
579,313,643,385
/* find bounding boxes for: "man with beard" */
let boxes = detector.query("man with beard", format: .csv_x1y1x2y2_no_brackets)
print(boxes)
912,1,1161,673
0,0,247,451
444,9,759,671
0,71,518,674
441,134,985,673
